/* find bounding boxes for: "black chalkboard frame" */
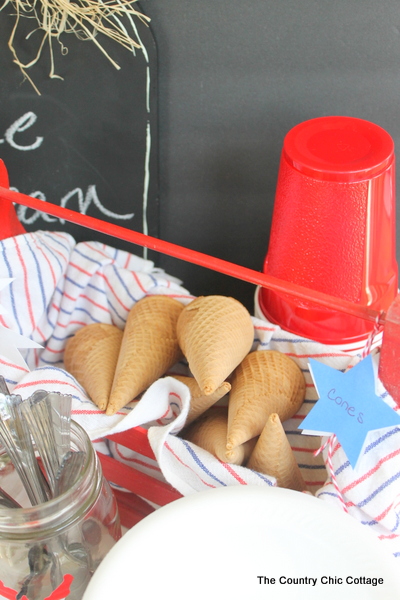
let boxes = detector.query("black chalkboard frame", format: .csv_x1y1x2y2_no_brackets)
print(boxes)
0,2,159,261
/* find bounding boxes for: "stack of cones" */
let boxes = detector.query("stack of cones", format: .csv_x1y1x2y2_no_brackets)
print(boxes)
178,347,307,492
177,295,254,395
181,407,257,465
63,292,308,492
64,295,184,415
246,413,306,491
107,295,184,415
226,350,306,452
171,374,231,426
64,323,123,412
64,294,255,416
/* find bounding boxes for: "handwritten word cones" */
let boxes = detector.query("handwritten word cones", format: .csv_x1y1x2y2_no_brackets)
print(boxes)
177,295,254,396
226,350,306,456
64,295,184,414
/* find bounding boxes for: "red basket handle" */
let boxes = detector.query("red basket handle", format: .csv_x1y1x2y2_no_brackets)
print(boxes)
0,160,385,326
0,161,26,239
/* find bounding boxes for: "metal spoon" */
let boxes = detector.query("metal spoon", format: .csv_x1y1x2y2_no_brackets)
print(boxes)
54,451,94,573
17,545,51,600
20,391,73,496
46,392,72,465
0,376,10,396
20,393,60,495
0,392,49,505
54,450,85,497
0,485,21,508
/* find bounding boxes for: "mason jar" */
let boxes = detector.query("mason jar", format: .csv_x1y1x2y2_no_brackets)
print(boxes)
0,420,121,600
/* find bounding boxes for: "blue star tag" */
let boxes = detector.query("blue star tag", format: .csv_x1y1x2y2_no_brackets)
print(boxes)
300,354,400,470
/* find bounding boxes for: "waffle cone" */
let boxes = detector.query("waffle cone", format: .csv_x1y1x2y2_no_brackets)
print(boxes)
172,375,231,426
247,413,306,491
181,407,255,465
177,295,254,396
107,295,184,415
227,350,305,450
225,436,257,464
64,323,123,411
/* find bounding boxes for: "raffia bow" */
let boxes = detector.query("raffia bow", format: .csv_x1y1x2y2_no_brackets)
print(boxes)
1,0,149,93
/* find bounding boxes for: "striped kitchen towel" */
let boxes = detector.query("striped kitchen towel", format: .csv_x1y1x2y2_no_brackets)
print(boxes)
0,230,399,558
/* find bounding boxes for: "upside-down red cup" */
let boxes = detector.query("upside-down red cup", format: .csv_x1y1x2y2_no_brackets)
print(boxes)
257,116,398,345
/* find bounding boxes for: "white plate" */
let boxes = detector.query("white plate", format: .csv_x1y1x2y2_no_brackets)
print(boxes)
83,486,400,600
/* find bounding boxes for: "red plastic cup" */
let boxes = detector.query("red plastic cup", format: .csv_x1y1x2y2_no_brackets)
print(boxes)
258,116,398,345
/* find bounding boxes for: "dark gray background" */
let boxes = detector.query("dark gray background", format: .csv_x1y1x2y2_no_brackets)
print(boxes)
140,0,400,311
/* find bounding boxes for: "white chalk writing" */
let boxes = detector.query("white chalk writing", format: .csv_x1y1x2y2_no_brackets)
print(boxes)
2,112,135,223
0,112,44,151
2,104,152,229
14,185,135,224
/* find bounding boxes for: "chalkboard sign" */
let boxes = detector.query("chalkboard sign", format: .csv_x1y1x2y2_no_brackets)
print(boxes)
0,3,158,259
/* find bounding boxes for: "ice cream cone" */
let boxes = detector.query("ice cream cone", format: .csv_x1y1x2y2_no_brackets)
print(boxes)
64,323,123,411
181,407,256,465
172,374,231,426
176,295,254,396
107,295,184,415
247,413,306,491
226,350,305,450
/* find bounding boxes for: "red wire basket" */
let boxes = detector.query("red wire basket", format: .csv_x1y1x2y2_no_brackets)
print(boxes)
99,428,182,528
1,158,399,527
